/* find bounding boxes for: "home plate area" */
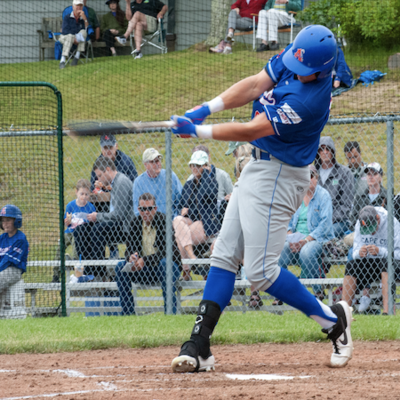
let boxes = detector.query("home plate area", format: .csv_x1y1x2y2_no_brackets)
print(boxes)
1,342,400,400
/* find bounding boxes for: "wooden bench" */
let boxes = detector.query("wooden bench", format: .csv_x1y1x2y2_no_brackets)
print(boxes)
37,16,129,61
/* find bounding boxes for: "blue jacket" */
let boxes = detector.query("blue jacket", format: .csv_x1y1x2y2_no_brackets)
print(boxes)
334,47,353,88
61,10,87,35
91,150,138,191
288,185,334,243
179,165,221,237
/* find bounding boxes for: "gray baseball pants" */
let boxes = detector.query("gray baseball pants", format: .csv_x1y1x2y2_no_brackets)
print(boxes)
0,267,22,295
226,10,253,37
211,155,310,292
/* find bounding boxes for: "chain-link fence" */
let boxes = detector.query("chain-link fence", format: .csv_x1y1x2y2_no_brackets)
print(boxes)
0,82,64,319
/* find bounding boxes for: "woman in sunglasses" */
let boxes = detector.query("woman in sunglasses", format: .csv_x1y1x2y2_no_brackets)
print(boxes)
173,150,221,281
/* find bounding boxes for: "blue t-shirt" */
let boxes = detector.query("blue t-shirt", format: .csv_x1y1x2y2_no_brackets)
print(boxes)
0,230,29,273
251,44,332,167
64,200,96,234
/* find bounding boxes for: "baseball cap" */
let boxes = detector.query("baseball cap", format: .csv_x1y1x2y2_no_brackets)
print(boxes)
73,0,84,5
105,0,119,4
143,148,162,163
189,150,209,166
100,134,117,147
225,141,247,156
359,206,378,235
364,162,383,175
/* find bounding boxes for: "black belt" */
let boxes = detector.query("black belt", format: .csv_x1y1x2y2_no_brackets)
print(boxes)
252,147,271,161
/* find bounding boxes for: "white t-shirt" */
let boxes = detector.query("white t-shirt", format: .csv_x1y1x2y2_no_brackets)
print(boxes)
319,166,334,185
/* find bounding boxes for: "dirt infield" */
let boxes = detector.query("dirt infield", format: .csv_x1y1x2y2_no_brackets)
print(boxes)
1,341,400,400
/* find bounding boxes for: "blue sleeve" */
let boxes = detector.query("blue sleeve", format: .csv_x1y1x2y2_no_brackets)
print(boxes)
88,202,96,213
288,214,296,232
334,48,353,87
132,178,140,216
125,158,138,183
0,237,29,273
265,45,291,84
65,201,74,219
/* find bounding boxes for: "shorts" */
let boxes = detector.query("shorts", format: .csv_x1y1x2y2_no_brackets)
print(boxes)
145,15,158,33
345,258,387,289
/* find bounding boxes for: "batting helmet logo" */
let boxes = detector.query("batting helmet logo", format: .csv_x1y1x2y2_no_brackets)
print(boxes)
104,135,110,140
294,48,305,63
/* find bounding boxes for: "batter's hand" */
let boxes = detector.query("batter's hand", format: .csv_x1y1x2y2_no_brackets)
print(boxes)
184,104,211,125
171,116,198,138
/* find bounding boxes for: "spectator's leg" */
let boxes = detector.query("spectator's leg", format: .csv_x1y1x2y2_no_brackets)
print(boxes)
381,272,396,314
266,9,291,45
134,21,145,53
298,241,323,295
342,275,357,306
125,11,146,40
73,223,93,261
226,9,239,36
278,241,297,270
73,29,87,61
53,232,74,283
58,34,74,63
103,29,116,55
115,261,135,315
256,10,269,46
173,216,196,276
0,267,22,296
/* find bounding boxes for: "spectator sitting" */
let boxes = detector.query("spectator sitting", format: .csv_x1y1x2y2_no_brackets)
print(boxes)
173,151,221,281
115,0,168,59
59,0,89,69
52,179,96,283
74,156,133,279
344,141,368,200
115,193,181,315
225,141,252,178
349,162,387,230
210,0,267,54
0,205,29,298
83,0,101,41
101,0,128,56
133,148,182,218
342,206,400,315
90,133,137,213
315,136,354,238
332,46,353,89
256,0,302,52
277,165,334,302
187,145,233,202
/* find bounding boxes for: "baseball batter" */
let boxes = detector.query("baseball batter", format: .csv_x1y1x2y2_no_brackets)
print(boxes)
170,25,354,373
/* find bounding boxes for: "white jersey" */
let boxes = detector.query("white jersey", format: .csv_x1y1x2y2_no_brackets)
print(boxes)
353,206,400,260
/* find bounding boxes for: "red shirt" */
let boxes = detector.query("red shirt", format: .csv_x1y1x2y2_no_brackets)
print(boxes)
231,0,268,23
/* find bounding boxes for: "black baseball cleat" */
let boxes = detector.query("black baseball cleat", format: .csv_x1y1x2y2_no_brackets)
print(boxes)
171,340,215,373
322,300,354,368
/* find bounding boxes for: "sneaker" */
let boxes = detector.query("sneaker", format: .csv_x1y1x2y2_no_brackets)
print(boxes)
134,52,143,60
322,301,354,368
59,62,66,70
116,36,126,45
171,340,215,373
112,53,117,57
71,57,79,66
223,45,232,54
358,295,371,313
269,42,280,51
209,40,226,54
226,31,235,43
256,43,270,52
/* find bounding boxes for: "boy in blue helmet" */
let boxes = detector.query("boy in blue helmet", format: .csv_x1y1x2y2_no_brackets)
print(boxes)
171,25,354,372
0,205,29,297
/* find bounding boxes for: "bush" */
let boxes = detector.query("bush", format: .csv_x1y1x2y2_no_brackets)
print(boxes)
298,0,400,49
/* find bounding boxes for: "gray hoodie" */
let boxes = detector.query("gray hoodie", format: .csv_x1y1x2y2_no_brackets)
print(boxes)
315,136,354,224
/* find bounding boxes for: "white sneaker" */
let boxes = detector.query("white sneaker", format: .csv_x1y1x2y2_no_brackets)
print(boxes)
226,31,235,43
223,45,232,54
116,36,126,45
358,295,371,313
134,52,143,60
323,301,354,368
171,354,215,373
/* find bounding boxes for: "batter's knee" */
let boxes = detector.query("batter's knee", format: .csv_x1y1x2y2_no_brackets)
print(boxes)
244,263,281,291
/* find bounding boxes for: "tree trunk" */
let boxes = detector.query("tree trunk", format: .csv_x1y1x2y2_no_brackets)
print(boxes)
205,0,231,46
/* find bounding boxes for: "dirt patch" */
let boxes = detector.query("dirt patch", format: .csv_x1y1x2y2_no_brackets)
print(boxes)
1,342,400,399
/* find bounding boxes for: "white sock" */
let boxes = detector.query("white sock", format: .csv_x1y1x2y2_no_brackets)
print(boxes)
75,51,80,59
310,299,337,330
60,56,66,63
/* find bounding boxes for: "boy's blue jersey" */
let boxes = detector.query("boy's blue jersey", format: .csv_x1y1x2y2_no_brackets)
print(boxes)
64,200,96,234
251,44,332,167
0,230,29,273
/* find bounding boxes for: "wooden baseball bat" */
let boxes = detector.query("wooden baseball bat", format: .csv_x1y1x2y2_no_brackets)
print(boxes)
65,120,176,137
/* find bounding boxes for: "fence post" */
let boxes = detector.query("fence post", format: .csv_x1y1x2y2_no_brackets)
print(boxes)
165,129,173,315
386,119,394,315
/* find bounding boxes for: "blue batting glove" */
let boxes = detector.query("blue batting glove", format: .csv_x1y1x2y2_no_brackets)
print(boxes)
171,115,198,138
184,104,211,125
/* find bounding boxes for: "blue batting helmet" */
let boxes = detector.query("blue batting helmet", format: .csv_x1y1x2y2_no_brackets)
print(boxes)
0,204,23,229
283,25,337,79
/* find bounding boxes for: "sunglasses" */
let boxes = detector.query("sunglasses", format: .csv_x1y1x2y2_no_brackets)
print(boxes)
138,206,155,212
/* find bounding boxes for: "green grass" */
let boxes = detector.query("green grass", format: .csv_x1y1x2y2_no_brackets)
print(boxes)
1,312,399,354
